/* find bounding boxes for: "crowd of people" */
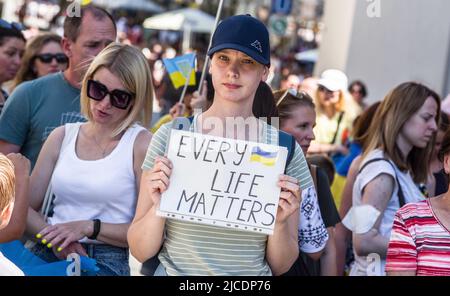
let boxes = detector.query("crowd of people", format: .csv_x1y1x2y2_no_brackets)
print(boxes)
1,5,450,276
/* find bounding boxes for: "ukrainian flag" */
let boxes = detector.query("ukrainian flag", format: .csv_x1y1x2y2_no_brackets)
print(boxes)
162,53,196,89
250,146,278,167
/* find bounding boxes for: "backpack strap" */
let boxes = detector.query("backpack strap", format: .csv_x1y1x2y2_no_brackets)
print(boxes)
358,157,406,207
278,130,296,173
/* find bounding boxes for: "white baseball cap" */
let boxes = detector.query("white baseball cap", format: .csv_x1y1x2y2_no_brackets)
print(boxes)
317,69,348,92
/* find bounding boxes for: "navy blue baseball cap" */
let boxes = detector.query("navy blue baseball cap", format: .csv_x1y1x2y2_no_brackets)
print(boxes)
207,14,270,67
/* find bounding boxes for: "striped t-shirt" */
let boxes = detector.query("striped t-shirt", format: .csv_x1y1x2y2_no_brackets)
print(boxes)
142,117,315,276
386,199,450,276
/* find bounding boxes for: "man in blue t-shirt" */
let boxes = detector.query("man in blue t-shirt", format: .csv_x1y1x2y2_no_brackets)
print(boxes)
0,6,117,169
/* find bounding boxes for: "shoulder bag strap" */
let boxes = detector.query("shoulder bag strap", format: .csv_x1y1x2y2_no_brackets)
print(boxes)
358,157,406,207
330,112,345,144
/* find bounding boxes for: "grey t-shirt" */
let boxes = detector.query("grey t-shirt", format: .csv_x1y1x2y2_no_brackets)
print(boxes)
0,72,85,169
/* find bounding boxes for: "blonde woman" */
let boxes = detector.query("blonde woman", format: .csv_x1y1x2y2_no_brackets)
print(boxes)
25,43,153,276
11,33,67,91
308,69,361,157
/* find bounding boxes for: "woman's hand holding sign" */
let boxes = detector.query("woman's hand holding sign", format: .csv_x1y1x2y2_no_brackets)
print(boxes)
128,155,174,262
266,174,302,275
148,155,173,208
276,175,302,224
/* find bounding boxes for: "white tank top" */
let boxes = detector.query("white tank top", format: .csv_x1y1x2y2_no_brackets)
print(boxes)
48,122,145,232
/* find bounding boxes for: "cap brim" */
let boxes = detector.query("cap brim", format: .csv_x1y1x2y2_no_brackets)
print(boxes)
317,79,340,92
207,43,270,66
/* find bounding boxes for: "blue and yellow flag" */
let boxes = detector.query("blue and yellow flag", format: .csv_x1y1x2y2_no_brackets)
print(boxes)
162,53,196,89
250,146,278,167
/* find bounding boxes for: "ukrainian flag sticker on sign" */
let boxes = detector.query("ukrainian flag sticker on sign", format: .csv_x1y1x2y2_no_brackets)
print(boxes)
250,146,278,167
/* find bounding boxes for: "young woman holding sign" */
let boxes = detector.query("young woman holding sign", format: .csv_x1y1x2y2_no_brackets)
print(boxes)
128,15,324,276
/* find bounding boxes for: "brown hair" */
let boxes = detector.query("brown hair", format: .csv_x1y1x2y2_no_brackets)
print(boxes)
11,33,63,90
438,112,450,132
363,82,440,183
438,125,450,162
352,101,381,150
253,81,278,124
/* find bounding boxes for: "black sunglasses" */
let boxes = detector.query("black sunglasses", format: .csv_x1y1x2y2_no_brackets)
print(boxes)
34,53,68,64
0,19,24,31
87,79,134,110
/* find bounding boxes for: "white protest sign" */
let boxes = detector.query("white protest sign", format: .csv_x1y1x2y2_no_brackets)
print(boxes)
157,129,288,235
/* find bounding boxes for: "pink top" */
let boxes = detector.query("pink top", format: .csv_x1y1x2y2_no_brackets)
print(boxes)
386,199,450,276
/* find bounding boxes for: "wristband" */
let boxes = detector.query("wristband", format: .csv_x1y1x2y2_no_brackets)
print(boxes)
88,219,101,240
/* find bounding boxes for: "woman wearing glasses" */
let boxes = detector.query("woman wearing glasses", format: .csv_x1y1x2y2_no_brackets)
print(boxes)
275,89,339,275
11,33,68,91
0,19,25,113
25,43,152,276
